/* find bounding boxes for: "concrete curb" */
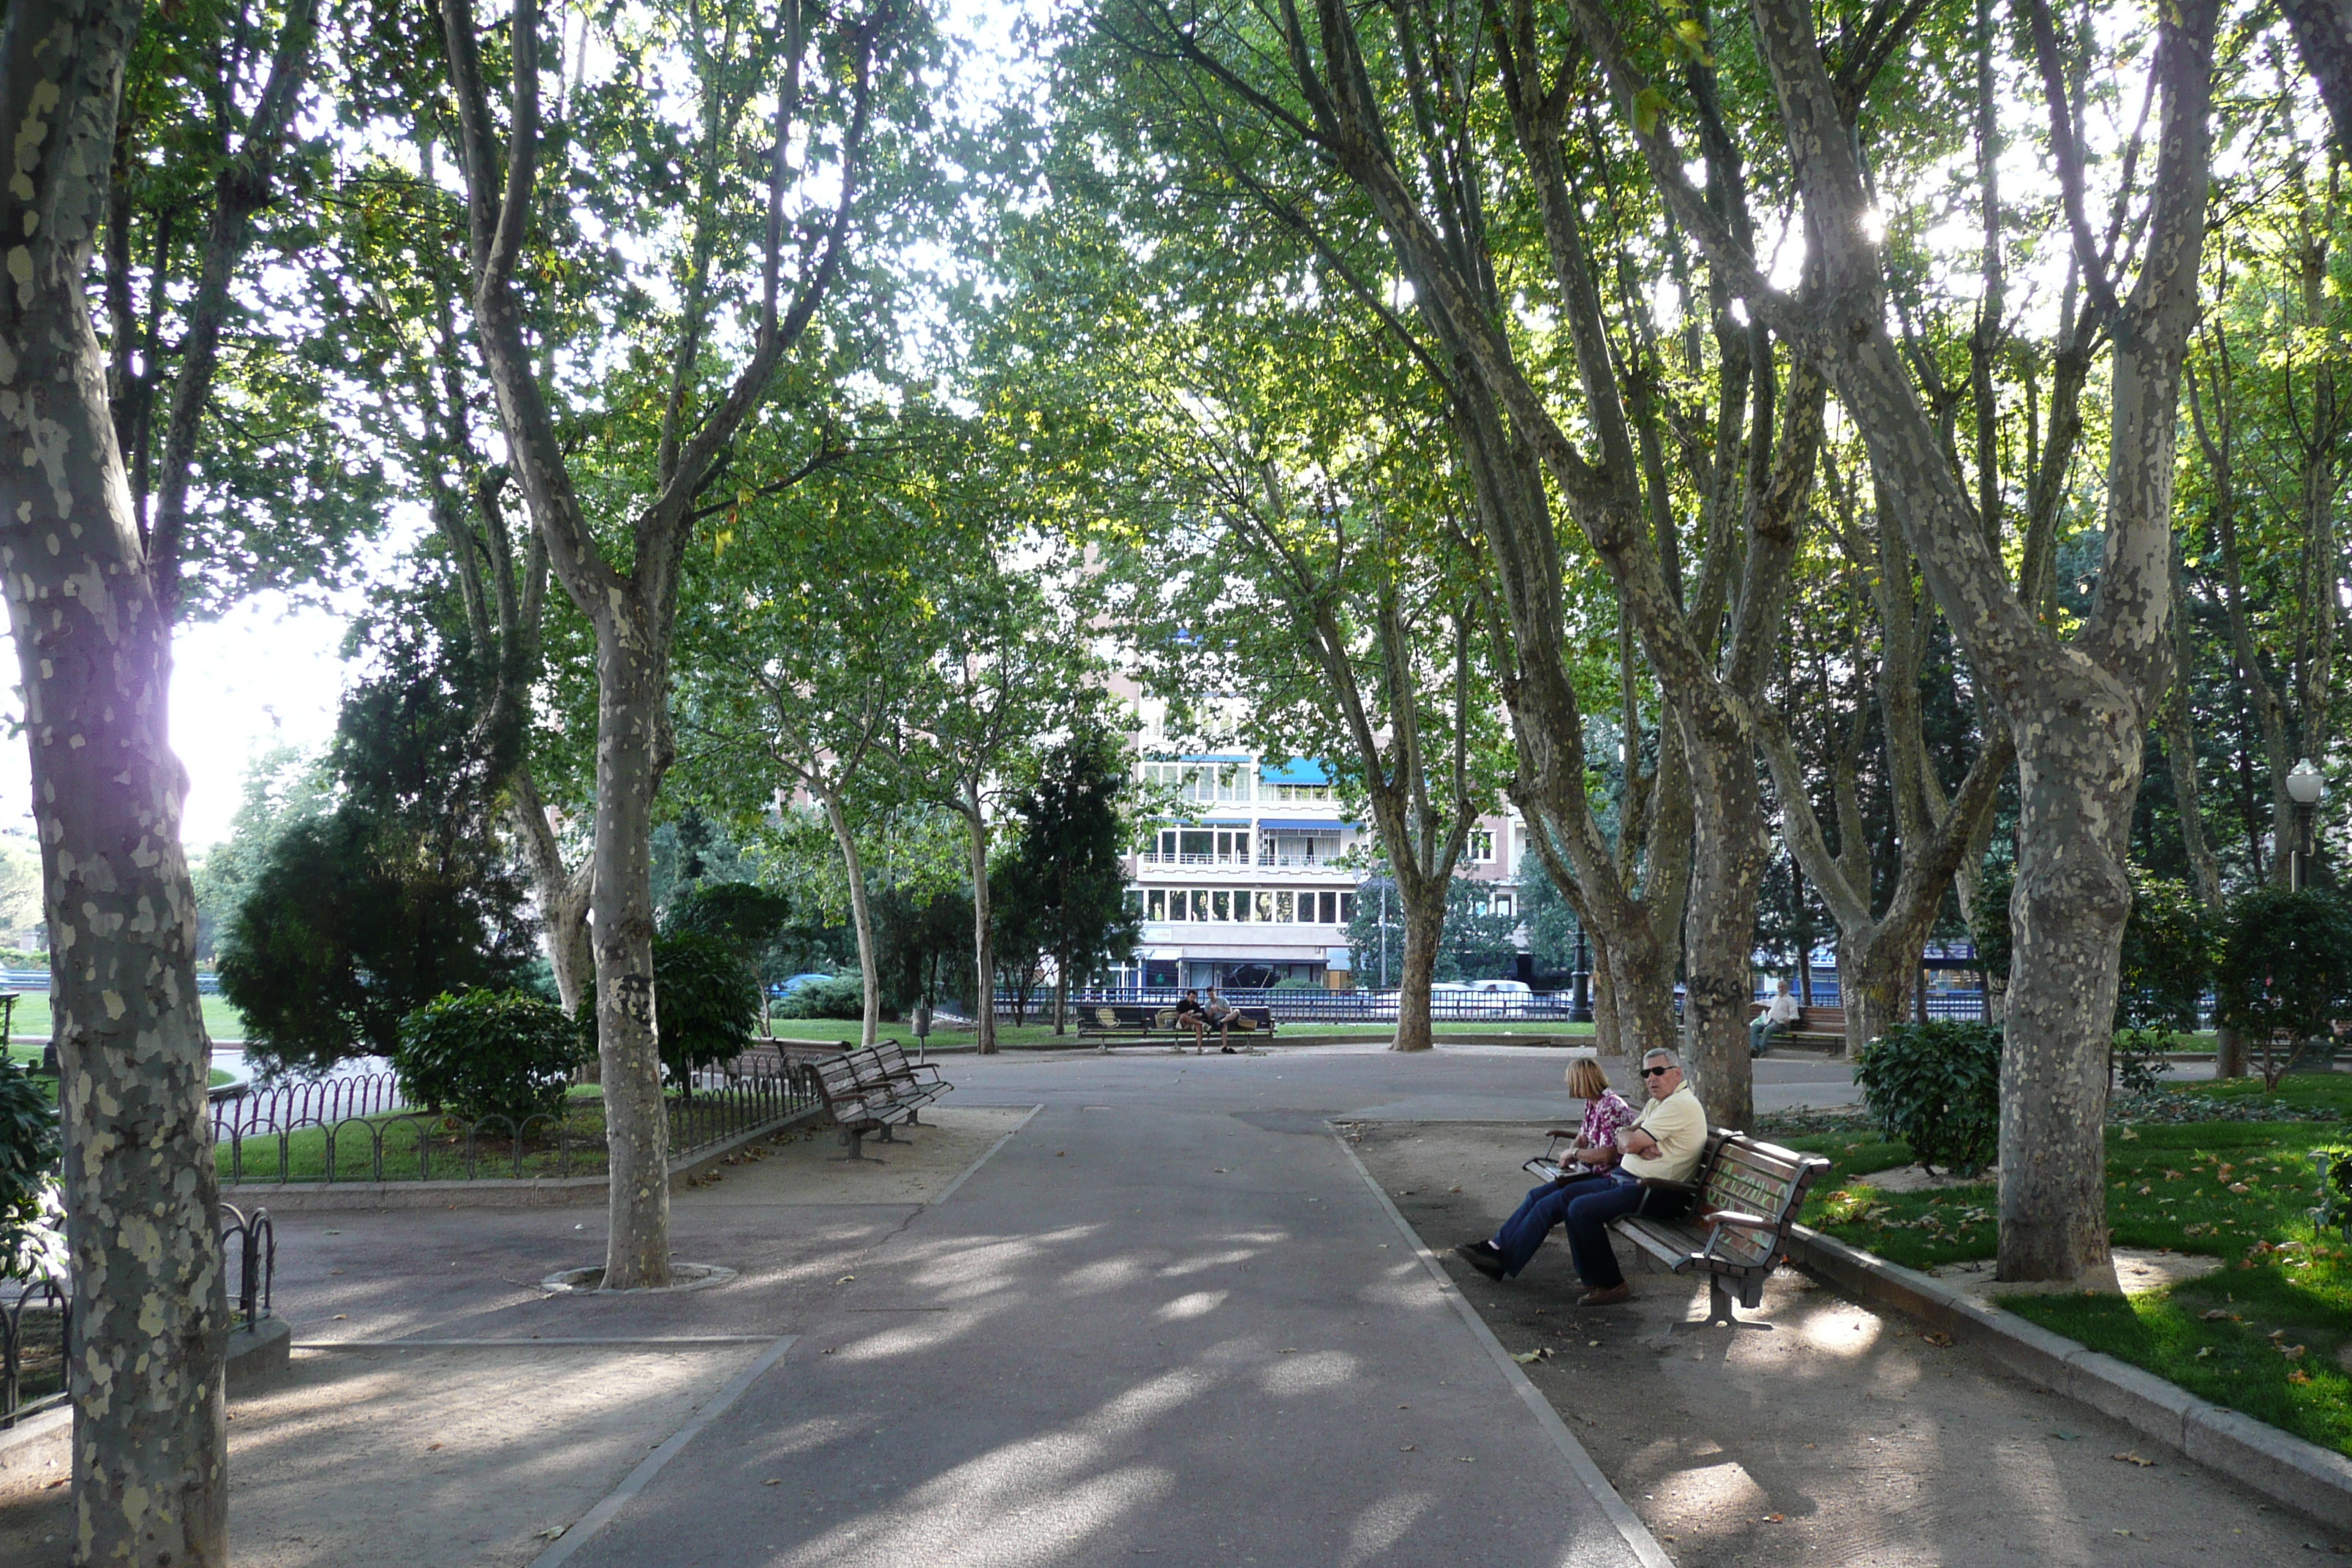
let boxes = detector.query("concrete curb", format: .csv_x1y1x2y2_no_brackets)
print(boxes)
219,1107,821,1211
1786,1223,2352,1529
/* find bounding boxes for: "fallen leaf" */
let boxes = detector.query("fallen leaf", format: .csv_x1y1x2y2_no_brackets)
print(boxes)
2113,1452,2155,1467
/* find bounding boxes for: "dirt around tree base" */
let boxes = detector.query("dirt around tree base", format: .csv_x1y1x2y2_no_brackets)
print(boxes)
1343,1120,2347,1567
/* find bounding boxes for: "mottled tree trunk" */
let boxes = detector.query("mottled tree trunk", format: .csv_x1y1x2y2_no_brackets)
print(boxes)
1390,892,1445,1053
0,2,229,1558
1839,935,1917,1058
818,788,881,1049
1680,731,1761,1126
1997,715,2138,1286
591,649,671,1289
510,768,592,1017
962,790,996,1054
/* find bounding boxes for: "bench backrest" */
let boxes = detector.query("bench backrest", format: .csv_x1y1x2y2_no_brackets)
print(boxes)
812,1052,866,1106
1693,1131,1830,1269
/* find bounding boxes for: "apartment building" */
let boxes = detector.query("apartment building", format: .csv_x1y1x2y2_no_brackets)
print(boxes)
1109,728,1529,992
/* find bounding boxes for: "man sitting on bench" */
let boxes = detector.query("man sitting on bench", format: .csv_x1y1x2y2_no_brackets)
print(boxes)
1750,979,1799,1056
1172,989,1208,1051
1455,1048,1708,1305
1202,987,1242,1053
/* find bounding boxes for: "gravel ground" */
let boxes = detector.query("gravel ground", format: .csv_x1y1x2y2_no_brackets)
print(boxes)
1343,1118,2351,1567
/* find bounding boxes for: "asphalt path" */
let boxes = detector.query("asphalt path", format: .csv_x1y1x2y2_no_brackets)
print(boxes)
535,1045,1846,1568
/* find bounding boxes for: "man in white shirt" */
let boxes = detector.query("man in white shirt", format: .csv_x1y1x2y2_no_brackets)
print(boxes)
1458,1049,1708,1305
1750,979,1801,1056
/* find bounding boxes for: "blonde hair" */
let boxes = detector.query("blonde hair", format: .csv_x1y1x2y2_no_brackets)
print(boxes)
1564,1058,1610,1099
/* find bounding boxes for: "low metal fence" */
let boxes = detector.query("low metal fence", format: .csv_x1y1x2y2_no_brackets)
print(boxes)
1,1201,270,1429
1,1272,67,1428
211,1070,407,1139
216,1063,818,1186
219,1202,274,1330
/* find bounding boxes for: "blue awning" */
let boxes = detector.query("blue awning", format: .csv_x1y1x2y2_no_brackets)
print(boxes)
1258,758,1330,785
1256,818,1349,831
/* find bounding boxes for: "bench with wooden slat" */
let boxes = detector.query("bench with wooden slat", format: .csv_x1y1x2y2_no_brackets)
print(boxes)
1525,1128,1828,1326
1078,1003,1277,1052
867,1041,949,1120
810,1049,914,1160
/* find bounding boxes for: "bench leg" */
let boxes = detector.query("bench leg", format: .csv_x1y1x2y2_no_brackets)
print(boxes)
1672,1274,1774,1331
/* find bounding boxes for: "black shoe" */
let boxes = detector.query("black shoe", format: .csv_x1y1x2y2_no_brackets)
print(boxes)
1455,1243,1506,1280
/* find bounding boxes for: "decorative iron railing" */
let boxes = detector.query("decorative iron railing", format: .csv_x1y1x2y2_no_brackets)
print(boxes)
215,1062,817,1186
0,1201,271,1429
211,1070,407,1139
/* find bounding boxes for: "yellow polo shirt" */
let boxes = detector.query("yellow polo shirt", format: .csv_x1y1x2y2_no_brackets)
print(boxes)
1619,1084,1707,1183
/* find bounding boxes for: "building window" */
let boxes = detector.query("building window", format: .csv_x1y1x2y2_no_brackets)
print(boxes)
1469,829,1495,862
1147,889,1166,921
1142,761,1256,804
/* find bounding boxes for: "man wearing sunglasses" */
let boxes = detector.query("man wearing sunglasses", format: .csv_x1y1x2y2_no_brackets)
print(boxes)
1457,1048,1708,1305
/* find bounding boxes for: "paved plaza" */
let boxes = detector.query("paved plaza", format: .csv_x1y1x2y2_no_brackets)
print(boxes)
1,1043,2319,1567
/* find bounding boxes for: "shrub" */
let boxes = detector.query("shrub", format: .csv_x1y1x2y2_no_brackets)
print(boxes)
773,971,866,1022
2215,886,2352,1090
652,932,762,1079
392,990,587,1124
0,1051,61,1279
1854,1021,2002,1176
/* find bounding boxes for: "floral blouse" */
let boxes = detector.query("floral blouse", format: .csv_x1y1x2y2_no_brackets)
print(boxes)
1579,1088,1638,1155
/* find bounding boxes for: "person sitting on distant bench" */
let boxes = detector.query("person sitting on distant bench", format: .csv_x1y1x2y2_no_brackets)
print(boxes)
1203,987,1240,1053
1750,979,1801,1057
1172,989,1208,1051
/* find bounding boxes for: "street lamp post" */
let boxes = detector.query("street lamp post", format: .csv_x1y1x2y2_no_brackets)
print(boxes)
2288,758,2326,892
1570,921,1593,1024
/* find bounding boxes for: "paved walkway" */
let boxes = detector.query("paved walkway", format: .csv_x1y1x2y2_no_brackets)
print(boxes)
4,1045,1853,1567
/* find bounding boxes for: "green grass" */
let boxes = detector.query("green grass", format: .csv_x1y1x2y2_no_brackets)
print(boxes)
1,993,249,1042
1794,1075,2352,1457
216,1093,614,1184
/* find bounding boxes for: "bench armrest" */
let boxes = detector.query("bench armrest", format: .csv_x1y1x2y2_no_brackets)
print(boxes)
1697,1209,1773,1232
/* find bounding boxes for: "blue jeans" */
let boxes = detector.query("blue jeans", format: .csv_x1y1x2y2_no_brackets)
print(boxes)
1491,1168,1651,1286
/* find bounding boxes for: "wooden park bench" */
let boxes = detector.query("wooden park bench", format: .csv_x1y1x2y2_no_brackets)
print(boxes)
1077,1003,1277,1052
1750,1001,1847,1051
809,1044,951,1158
864,1041,949,1122
1524,1129,1828,1327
